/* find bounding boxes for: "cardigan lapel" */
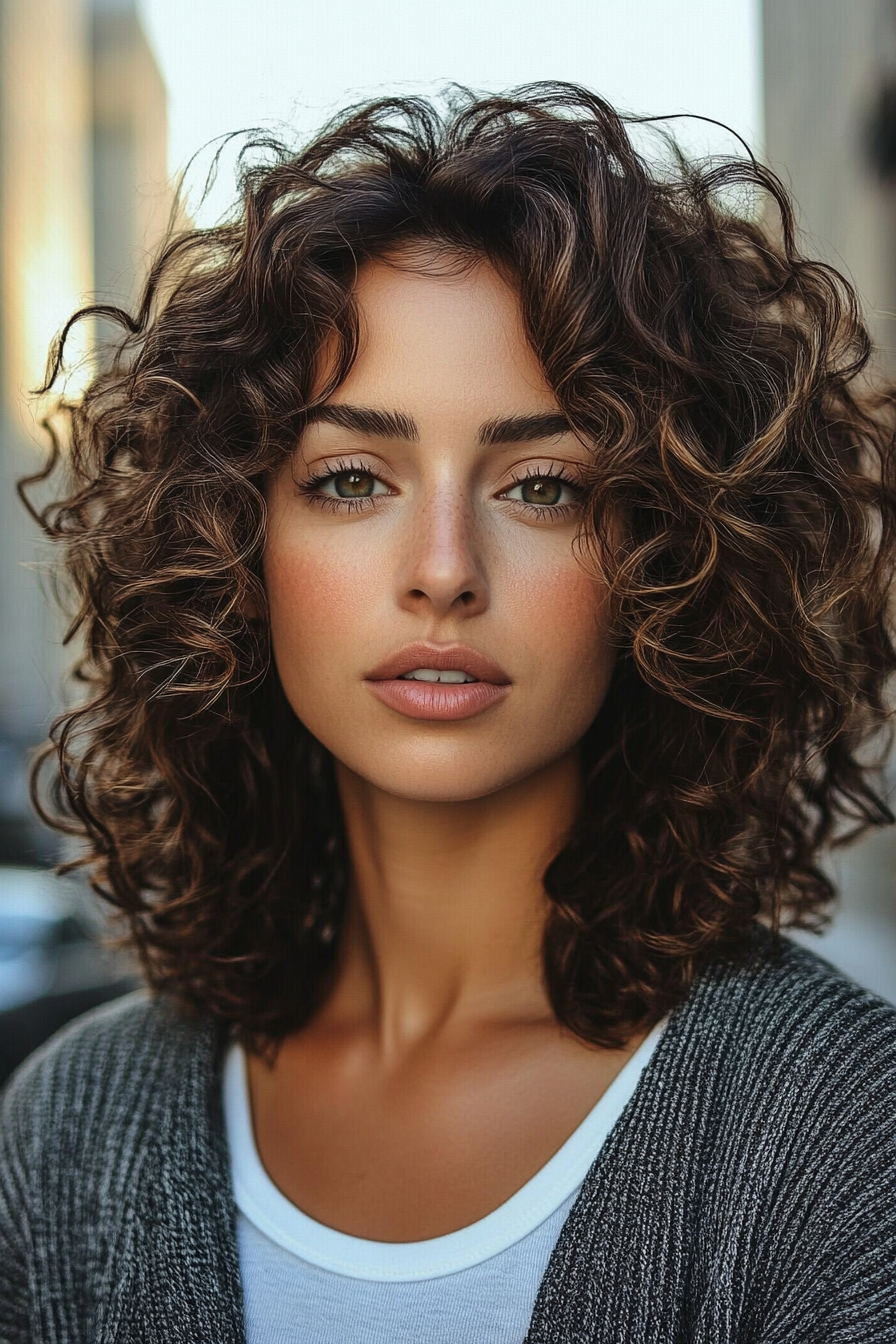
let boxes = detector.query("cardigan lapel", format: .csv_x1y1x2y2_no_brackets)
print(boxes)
110,1012,246,1344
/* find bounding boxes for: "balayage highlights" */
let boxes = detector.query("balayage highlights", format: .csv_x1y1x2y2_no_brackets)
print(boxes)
21,84,896,1047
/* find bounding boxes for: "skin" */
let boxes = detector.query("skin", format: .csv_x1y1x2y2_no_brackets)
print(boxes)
255,251,640,1242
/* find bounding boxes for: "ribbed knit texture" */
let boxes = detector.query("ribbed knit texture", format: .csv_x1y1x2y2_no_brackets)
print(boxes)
1,932,894,1343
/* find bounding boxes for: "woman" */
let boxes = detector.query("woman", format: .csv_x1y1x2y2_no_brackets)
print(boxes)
1,85,894,1342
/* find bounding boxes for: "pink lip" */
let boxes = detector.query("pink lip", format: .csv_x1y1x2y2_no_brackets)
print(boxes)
365,642,511,722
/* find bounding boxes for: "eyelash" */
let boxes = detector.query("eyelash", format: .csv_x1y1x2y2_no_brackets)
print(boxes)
503,465,583,518
296,459,388,514
296,459,584,516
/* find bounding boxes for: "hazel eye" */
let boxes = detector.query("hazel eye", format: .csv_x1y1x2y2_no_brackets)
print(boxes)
505,476,577,507
323,470,389,499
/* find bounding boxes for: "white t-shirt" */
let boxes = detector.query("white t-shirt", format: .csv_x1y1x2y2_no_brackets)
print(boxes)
223,1020,665,1344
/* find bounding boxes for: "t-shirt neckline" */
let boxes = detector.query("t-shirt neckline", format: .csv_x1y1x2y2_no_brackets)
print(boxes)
223,1017,665,1281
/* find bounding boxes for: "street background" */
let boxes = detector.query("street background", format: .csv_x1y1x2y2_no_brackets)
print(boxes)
1,0,894,1076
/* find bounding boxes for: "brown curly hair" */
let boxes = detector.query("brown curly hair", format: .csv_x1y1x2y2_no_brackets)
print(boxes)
21,83,896,1049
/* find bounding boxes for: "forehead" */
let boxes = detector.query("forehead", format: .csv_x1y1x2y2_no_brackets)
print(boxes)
335,253,556,415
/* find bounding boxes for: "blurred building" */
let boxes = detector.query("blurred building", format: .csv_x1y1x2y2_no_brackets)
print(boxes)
763,0,896,368
763,0,896,1001
93,0,170,312
0,0,170,863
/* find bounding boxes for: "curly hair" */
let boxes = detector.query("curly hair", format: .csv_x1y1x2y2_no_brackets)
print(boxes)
21,83,896,1049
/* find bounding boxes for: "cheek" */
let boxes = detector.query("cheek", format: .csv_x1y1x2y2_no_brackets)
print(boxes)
264,532,384,674
504,544,613,690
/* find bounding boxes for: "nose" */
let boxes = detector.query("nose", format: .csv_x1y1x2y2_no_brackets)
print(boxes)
396,482,489,619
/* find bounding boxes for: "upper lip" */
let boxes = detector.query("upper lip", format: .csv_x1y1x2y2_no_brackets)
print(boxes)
366,642,511,684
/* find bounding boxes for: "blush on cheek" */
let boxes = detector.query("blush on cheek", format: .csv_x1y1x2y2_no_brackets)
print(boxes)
268,551,359,632
264,536,391,707
512,553,611,670
537,568,615,733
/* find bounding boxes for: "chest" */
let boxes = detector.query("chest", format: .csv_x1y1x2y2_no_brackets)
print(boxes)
246,1029,638,1241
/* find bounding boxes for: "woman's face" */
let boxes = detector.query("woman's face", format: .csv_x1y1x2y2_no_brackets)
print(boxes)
264,253,615,803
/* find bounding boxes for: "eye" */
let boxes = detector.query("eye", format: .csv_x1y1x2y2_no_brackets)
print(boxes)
503,475,579,507
321,469,389,500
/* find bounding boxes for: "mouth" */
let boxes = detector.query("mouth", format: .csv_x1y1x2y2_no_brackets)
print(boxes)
365,643,511,721
398,668,478,684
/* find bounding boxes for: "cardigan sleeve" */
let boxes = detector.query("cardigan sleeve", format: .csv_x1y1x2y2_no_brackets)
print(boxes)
0,1056,43,1344
758,1163,896,1339
0,993,242,1344
749,1011,896,1342
0,994,159,1344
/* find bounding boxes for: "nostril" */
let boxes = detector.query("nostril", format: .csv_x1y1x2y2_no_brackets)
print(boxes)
404,586,481,609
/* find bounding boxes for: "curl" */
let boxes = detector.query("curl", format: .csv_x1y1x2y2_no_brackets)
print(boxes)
23,82,896,1047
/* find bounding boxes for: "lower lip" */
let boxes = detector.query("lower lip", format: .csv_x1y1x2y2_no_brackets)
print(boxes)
365,678,510,721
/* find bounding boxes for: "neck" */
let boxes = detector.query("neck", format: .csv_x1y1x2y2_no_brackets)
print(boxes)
327,750,582,1055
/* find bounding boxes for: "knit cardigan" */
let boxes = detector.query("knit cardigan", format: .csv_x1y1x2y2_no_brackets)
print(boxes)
1,933,894,1343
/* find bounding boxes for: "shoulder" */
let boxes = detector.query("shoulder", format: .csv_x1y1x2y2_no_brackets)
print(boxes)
0,995,244,1341
0,991,222,1178
657,931,896,1186
684,930,896,1072
543,937,896,1336
612,935,895,1313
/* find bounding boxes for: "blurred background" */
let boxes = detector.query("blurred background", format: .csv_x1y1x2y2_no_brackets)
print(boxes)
1,0,894,1083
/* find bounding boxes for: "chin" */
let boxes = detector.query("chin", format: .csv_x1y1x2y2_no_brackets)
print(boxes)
333,740,570,806
337,760,509,804
372,773,515,805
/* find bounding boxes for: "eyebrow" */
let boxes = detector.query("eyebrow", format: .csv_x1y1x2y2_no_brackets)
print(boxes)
302,404,419,440
302,404,573,446
477,413,572,446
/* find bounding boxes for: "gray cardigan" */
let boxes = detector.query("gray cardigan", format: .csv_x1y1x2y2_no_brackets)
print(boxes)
1,933,894,1343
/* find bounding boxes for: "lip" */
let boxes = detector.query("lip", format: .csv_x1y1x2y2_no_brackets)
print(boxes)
365,642,511,722
367,642,511,685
